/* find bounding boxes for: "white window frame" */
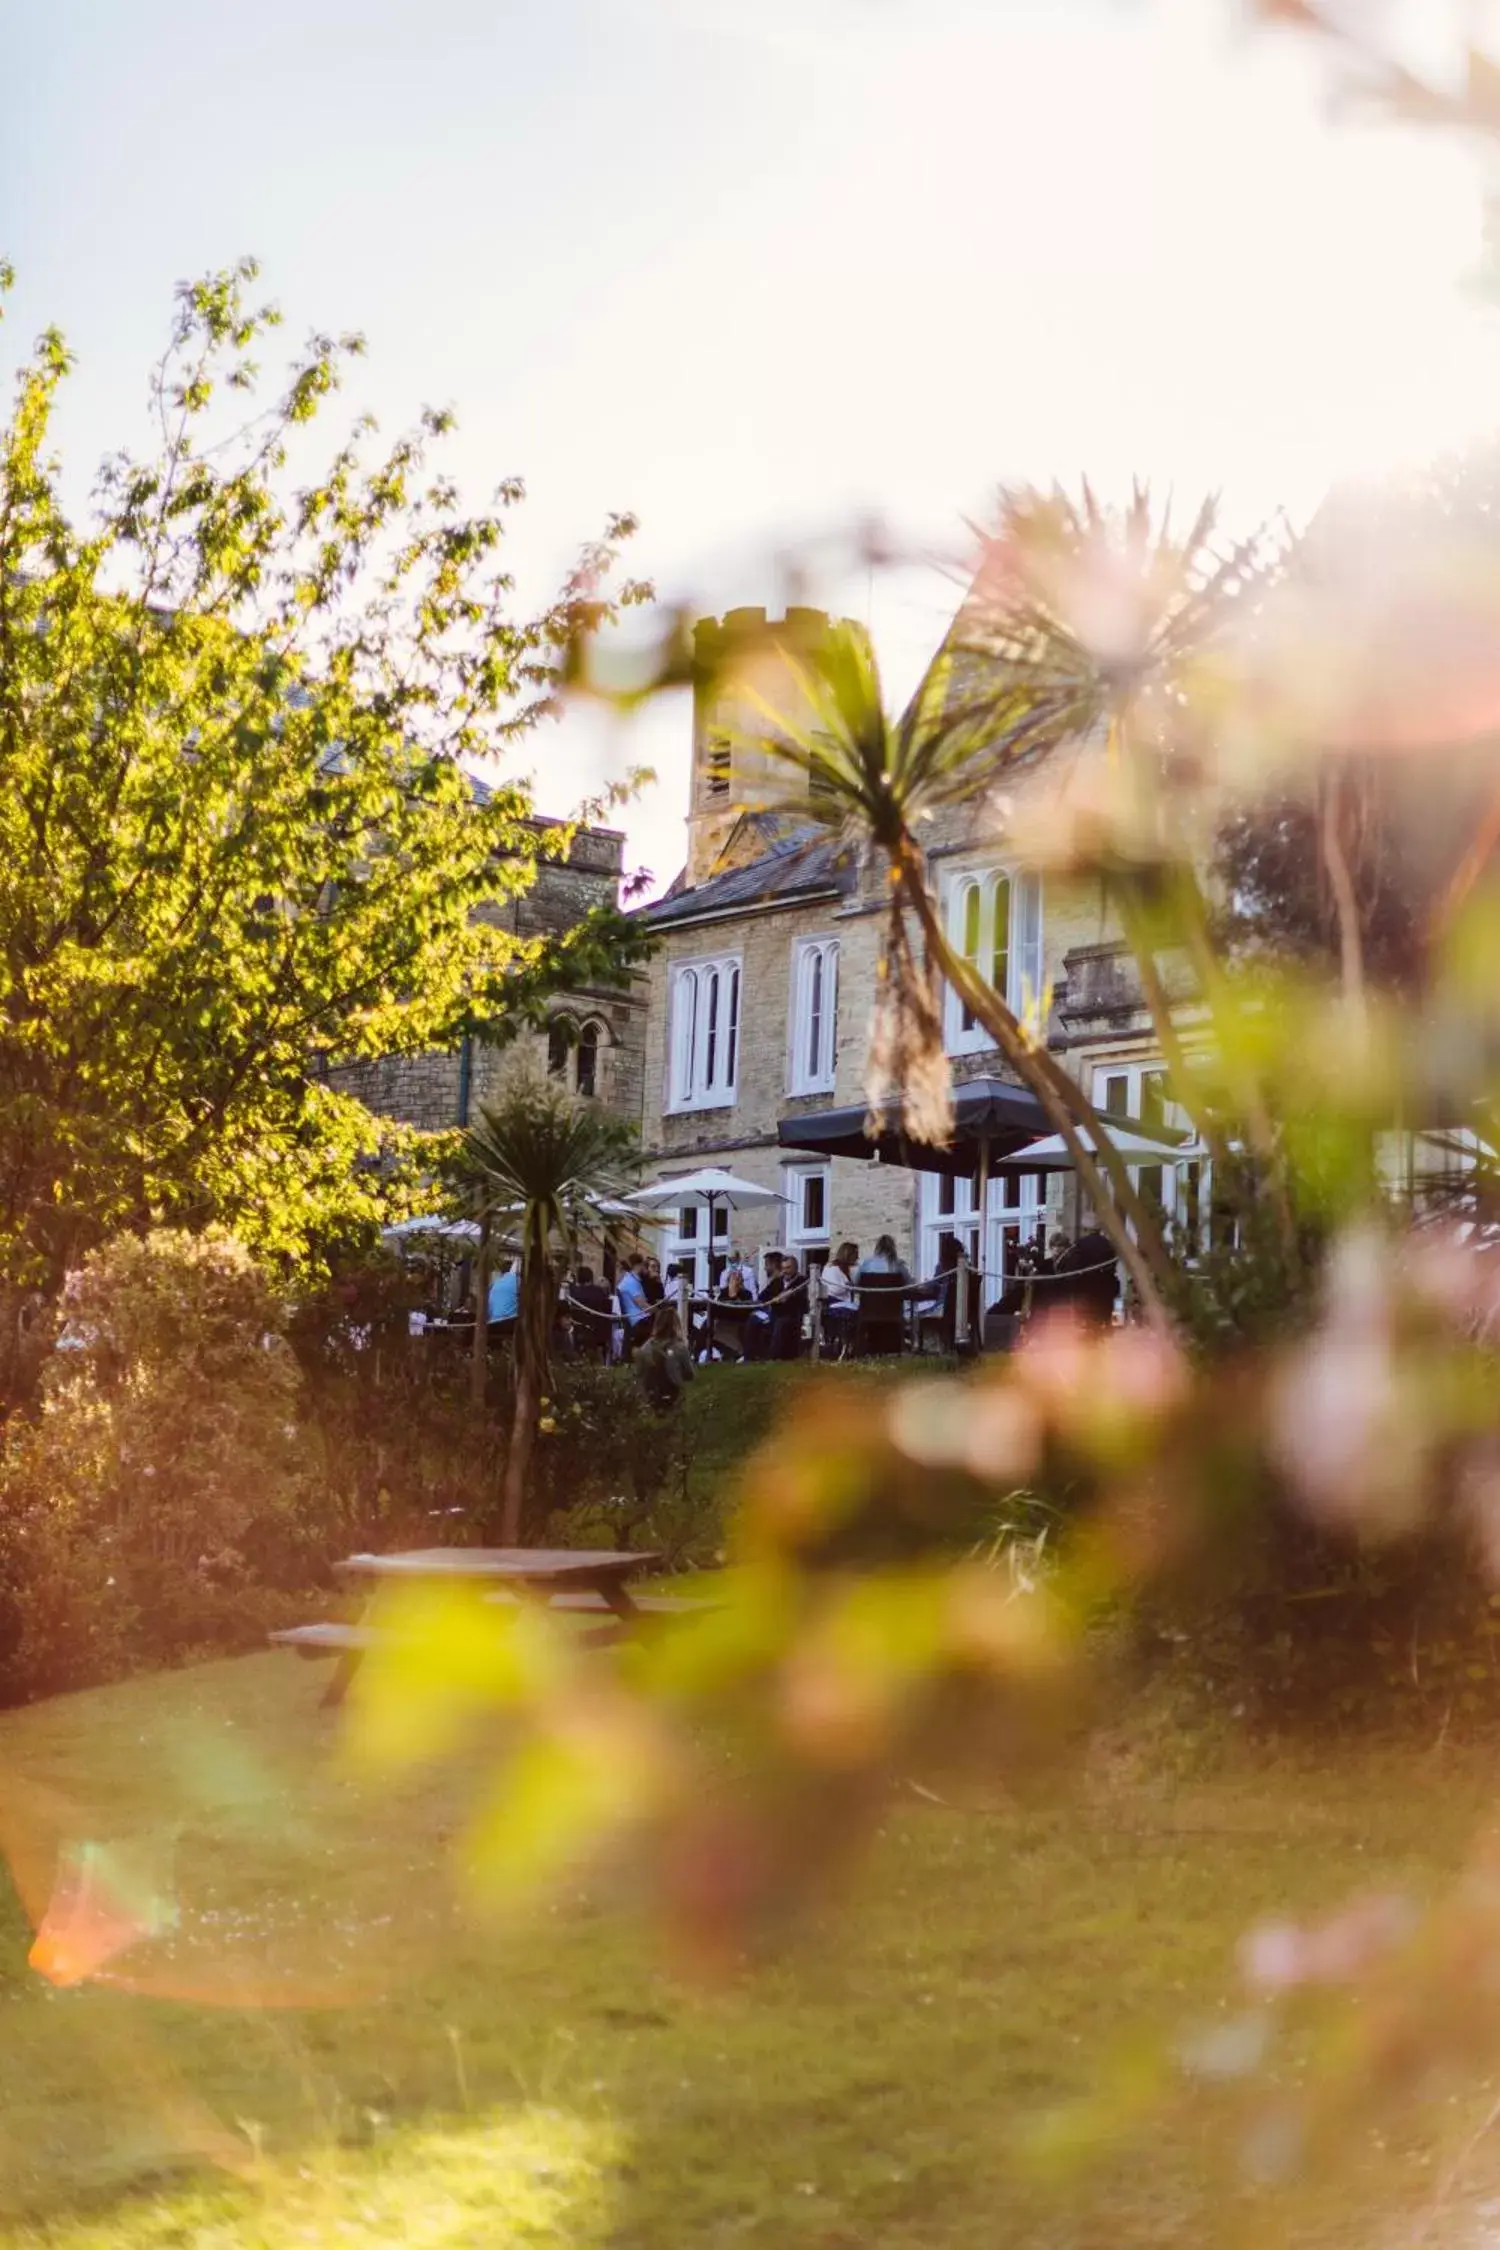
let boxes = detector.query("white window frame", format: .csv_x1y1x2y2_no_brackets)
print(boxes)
919,1170,1048,1290
788,937,839,1096
784,1163,832,1265
942,867,1044,1055
662,1199,729,1294
1091,1059,1213,1255
667,953,742,1112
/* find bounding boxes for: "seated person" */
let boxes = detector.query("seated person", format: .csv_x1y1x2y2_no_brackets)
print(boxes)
718,1248,757,1295
817,1241,859,1343
635,1305,696,1412
641,1255,666,1307
856,1233,912,1289
742,1252,790,1362
702,1261,752,1360
769,1258,807,1360
919,1232,981,1350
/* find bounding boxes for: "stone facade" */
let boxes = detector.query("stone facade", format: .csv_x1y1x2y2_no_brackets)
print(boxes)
631,609,1188,1287
332,817,647,1135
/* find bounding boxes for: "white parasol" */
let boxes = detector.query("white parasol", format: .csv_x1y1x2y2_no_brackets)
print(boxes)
622,1167,787,1221
995,1124,1190,1173
381,1215,483,1246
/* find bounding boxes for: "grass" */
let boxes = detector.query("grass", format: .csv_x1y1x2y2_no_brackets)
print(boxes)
0,1649,1497,2246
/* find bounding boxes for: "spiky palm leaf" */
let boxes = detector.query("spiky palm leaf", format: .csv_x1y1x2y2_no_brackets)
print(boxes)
462,1079,639,1243
954,482,1287,767
711,618,1178,1318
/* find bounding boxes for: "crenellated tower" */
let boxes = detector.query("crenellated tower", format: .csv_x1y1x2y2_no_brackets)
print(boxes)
686,605,865,888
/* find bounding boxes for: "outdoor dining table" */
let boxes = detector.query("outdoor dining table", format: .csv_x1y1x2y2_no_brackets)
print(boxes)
278,1547,663,1706
335,1545,658,1616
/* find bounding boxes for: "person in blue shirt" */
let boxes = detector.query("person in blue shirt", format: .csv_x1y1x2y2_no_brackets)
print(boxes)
487,1260,520,1325
615,1253,653,1353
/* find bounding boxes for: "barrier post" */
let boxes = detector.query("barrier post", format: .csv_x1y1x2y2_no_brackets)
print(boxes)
674,1271,691,1343
809,1264,823,1361
955,1250,972,1352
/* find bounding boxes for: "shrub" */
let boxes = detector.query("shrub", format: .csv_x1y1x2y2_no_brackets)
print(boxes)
0,1230,328,1700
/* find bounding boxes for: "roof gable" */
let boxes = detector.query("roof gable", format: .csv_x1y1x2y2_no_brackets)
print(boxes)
637,820,853,929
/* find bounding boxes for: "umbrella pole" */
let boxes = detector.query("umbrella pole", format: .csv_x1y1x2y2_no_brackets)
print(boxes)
470,1207,491,1412
975,1136,990,1354
706,1193,716,1362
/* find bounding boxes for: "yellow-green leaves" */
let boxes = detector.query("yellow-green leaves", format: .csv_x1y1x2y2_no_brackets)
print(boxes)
0,262,651,1286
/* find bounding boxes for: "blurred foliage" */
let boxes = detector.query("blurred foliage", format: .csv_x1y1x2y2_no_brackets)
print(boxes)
336,414,1500,2208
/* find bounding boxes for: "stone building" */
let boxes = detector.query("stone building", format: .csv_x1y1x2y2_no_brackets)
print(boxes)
632,606,1206,1295
332,811,647,1136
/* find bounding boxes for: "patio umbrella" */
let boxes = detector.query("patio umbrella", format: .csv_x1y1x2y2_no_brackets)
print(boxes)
622,1167,787,1224
995,1123,1190,1173
622,1169,787,1349
777,1076,1047,1176
381,1215,483,1246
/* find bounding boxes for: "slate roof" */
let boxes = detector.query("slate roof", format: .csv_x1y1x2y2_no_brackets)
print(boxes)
640,818,854,929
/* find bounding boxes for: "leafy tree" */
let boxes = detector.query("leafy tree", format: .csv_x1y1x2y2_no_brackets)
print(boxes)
0,259,652,1337
1214,768,1428,992
459,1076,639,1543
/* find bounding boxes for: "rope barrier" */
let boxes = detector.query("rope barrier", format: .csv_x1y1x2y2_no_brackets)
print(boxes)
558,1292,625,1326
553,1257,1123,1330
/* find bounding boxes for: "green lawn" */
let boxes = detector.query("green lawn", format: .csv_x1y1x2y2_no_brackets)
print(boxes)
0,1649,1495,2247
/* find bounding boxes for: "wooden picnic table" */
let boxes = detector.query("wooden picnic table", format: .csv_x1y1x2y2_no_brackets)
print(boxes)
336,1546,657,1617
275,1547,665,1707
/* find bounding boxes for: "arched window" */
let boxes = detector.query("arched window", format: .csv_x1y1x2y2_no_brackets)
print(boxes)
547,1018,572,1078
576,1020,601,1099
789,938,839,1094
944,868,1043,1054
704,966,721,1087
668,956,741,1111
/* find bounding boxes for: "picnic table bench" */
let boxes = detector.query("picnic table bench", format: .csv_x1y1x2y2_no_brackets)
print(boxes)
270,1547,717,1706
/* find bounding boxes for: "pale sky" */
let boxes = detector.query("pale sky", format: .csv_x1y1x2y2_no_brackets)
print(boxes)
7,0,1500,890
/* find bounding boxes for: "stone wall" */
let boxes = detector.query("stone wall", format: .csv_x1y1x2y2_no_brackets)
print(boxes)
634,751,1181,1273
330,819,648,1137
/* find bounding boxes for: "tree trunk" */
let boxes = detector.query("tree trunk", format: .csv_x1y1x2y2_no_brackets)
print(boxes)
499,1238,554,1547
500,1354,535,1547
896,843,1176,1328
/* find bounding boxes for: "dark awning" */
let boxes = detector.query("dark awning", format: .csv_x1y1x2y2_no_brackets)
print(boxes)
777,1076,1049,1177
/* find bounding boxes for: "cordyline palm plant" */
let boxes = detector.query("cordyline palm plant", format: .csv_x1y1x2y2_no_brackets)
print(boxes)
460,1076,639,1544
956,483,1293,1238
725,613,1178,1323
724,485,1286,1326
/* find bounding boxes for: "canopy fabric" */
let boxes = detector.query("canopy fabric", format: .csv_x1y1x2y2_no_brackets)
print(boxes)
995,1122,1191,1174
381,1215,482,1245
623,1167,787,1213
776,1076,1048,1178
